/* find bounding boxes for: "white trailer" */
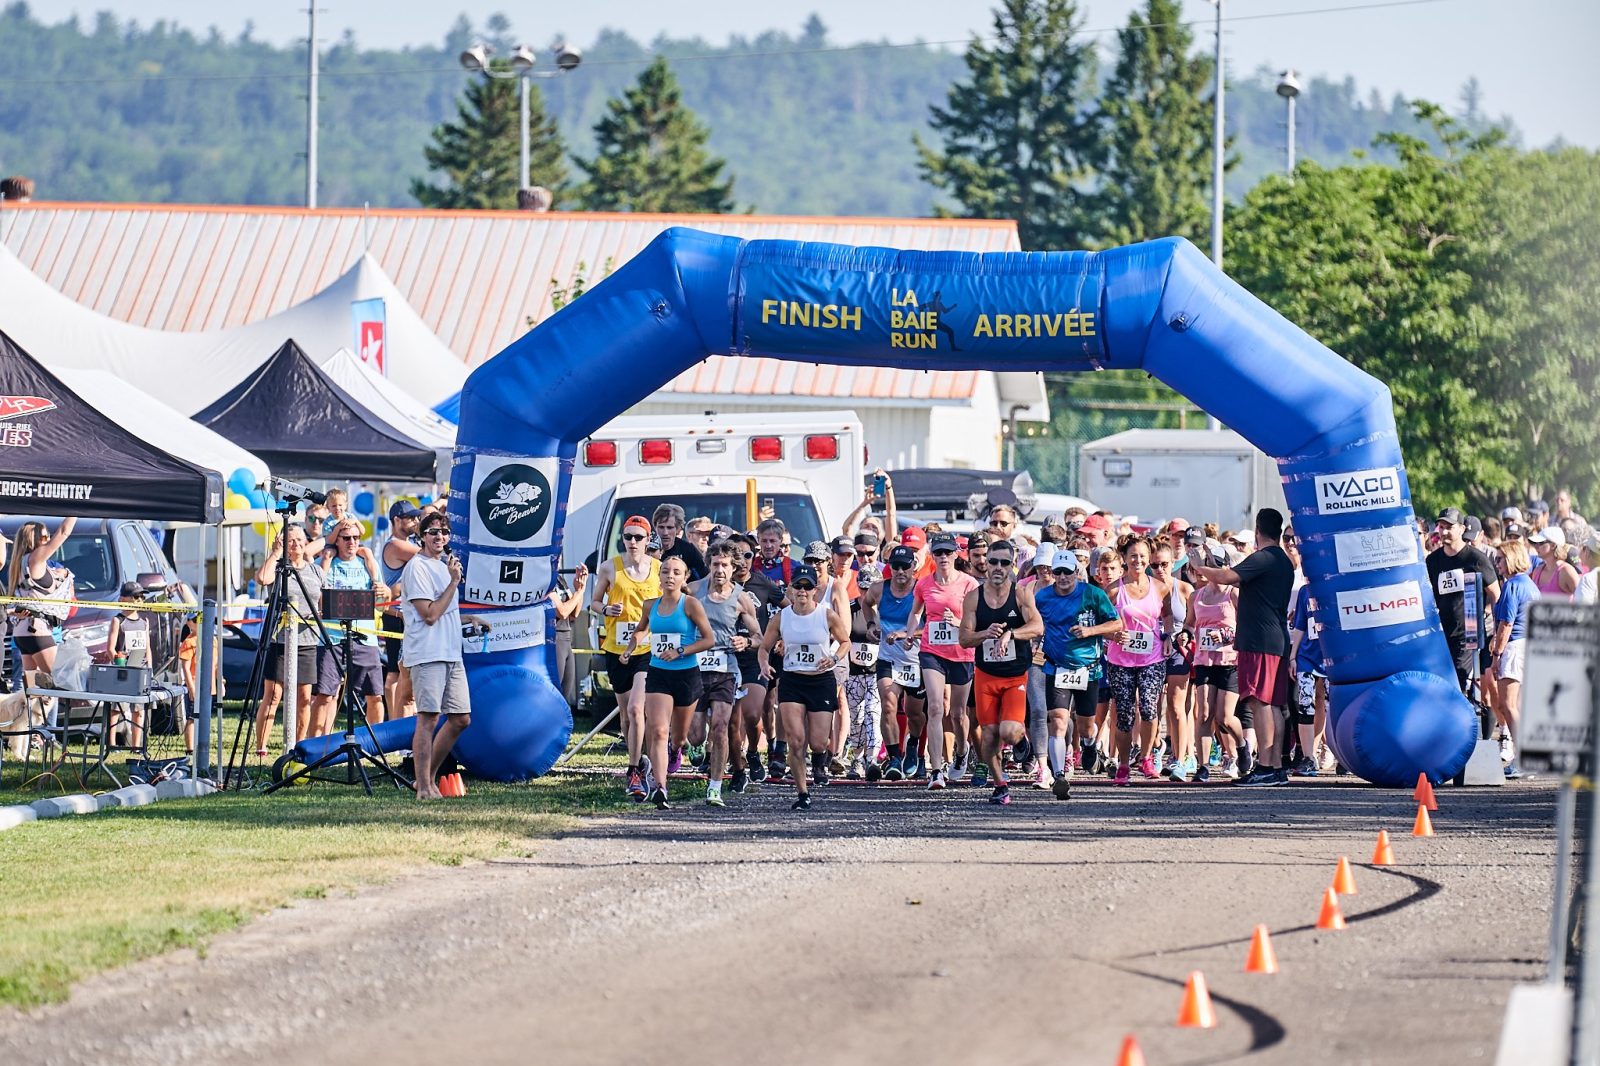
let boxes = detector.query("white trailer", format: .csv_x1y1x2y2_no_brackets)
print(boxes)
1079,429,1287,532
565,409,865,571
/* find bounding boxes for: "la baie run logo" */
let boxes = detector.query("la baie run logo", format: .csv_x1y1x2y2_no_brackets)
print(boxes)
476,463,551,543
0,394,56,448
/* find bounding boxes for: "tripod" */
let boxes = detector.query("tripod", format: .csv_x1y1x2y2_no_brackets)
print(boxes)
263,588,411,796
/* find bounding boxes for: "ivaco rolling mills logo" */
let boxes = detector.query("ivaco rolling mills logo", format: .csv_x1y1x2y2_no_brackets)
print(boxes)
1314,466,1403,516
475,463,552,543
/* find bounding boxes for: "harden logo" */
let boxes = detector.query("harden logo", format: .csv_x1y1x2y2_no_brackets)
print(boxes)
475,463,552,543
1335,580,1425,631
499,560,523,584
1315,467,1402,516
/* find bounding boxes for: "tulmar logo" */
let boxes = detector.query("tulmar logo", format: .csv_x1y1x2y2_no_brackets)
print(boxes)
474,463,552,543
0,395,56,422
1314,467,1403,516
1335,580,1425,631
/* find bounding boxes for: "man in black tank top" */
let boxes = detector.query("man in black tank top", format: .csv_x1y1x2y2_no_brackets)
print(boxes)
959,540,1043,806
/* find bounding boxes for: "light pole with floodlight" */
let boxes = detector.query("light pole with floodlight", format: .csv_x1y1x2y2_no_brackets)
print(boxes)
459,41,583,191
1276,69,1302,179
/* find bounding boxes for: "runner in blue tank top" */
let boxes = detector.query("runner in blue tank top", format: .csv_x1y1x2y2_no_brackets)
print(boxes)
621,556,714,809
861,544,928,781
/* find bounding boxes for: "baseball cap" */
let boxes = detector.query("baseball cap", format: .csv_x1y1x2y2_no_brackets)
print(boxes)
1227,530,1250,547
1183,527,1205,548
828,535,854,555
646,533,662,551
1504,520,1525,539
929,531,960,554
623,515,652,536
1464,515,1483,542
790,563,820,586
1089,546,1111,572
1164,518,1187,535
804,539,830,561
1528,499,1551,515
119,580,144,599
387,499,423,521
1032,543,1056,570
886,545,917,569
1583,532,1600,554
1436,507,1465,527
901,527,926,549
1529,526,1566,547
1501,506,1524,523
853,531,880,548
1050,549,1079,573
1082,513,1112,534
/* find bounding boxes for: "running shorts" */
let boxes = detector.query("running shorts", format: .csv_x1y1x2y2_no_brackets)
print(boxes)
779,670,839,713
973,669,1027,727
919,652,974,687
699,669,739,707
1045,674,1101,717
645,665,703,706
1236,651,1288,708
1192,664,1239,693
606,650,647,698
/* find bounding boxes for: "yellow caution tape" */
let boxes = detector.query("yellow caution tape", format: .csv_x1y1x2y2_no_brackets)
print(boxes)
0,594,201,615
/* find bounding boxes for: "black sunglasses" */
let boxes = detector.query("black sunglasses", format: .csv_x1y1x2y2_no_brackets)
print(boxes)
422,527,450,536
790,581,817,591
931,548,956,556
889,561,913,571
337,535,361,542
622,533,646,542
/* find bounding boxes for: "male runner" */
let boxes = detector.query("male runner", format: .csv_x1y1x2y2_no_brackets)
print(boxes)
862,544,927,780
958,539,1043,805
590,515,661,800
1033,551,1122,798
690,541,762,805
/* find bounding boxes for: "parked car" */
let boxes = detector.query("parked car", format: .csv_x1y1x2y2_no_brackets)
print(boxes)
0,516,195,687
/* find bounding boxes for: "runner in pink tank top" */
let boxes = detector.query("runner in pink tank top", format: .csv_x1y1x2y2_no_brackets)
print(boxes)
1103,538,1170,784
1106,582,1164,668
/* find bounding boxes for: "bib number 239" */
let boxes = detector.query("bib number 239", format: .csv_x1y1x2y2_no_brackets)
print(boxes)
1123,630,1154,655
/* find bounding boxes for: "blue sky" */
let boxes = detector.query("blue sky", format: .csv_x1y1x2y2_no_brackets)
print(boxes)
69,0,1598,147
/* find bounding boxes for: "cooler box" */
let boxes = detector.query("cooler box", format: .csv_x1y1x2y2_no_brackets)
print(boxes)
88,664,151,696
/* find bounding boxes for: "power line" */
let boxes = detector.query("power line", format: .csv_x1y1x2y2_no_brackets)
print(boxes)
0,0,1457,88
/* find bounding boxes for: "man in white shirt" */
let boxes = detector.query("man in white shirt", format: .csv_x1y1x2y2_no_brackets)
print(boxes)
402,512,490,800
1579,533,1600,605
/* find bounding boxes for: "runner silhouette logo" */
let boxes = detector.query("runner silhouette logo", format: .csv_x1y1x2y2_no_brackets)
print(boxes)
476,464,552,543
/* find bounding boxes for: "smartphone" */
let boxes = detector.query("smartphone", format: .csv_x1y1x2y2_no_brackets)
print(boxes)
762,497,774,514
872,474,887,501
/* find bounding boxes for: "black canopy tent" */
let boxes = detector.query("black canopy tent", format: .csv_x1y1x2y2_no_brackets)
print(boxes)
194,339,439,482
0,330,223,523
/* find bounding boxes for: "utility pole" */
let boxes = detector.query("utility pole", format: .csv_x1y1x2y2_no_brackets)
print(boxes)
306,4,319,209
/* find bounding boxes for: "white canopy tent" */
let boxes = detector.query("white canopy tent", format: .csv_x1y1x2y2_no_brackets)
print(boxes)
0,242,467,412
321,347,456,479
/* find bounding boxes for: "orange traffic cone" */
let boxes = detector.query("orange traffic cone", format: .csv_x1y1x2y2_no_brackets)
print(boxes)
1316,887,1346,930
1244,924,1278,974
444,774,461,798
1414,773,1438,811
1371,829,1395,865
1412,804,1434,837
1333,856,1359,895
1177,971,1217,1028
453,773,468,797
1115,1035,1147,1066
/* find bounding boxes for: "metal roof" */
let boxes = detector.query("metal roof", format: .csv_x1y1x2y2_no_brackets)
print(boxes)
0,203,1021,402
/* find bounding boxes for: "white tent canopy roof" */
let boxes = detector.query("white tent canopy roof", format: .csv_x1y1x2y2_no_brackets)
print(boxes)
321,347,456,479
0,242,466,413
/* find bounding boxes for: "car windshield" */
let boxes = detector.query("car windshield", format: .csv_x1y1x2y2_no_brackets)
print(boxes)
53,534,117,594
603,493,825,560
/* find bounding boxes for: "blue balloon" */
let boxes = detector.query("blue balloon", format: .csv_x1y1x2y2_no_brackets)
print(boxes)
227,467,255,494
248,488,268,509
418,494,433,505
353,491,376,515
375,517,390,533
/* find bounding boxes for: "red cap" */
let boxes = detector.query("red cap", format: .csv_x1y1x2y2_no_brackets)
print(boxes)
1082,514,1112,533
1164,518,1187,534
623,515,651,535
901,527,926,549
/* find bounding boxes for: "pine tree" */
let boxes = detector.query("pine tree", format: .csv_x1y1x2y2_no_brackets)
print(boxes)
411,64,569,210
914,0,1101,250
574,56,736,213
1093,0,1228,246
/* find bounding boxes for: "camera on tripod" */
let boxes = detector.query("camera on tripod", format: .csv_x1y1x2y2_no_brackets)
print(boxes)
270,475,329,508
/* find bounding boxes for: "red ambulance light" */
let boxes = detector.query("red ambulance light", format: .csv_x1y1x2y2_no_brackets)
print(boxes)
639,439,674,465
804,434,839,461
583,440,617,466
749,436,784,462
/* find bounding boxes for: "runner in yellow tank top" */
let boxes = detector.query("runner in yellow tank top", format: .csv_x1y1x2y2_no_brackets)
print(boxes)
590,516,663,799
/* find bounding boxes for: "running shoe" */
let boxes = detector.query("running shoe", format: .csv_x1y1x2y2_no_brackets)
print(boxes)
865,760,883,782
1170,760,1190,783
792,792,812,811
828,755,847,777
667,746,683,776
766,758,786,784
1138,756,1159,780
1080,743,1098,776
972,761,989,787
1235,767,1275,786
1291,756,1319,778
1209,744,1223,767
811,763,828,788
649,786,671,809
1194,762,1211,783
911,756,929,781
885,756,905,782
1499,735,1515,765
1051,773,1073,801
1035,760,1053,790
1504,762,1525,779
989,786,1012,806
1072,745,1083,770
705,791,726,808
948,752,968,784
1237,741,1255,777
927,768,947,791
729,768,749,794
1113,762,1131,786
625,767,646,801
846,757,866,780
1012,735,1033,764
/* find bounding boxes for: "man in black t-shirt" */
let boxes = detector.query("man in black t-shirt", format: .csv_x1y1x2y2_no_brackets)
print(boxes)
1425,507,1501,691
1189,507,1296,785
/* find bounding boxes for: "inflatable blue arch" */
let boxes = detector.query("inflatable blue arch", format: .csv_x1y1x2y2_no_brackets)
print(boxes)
436,227,1476,789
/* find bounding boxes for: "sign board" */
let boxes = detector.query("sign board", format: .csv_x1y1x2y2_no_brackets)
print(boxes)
1521,601,1598,758
352,297,386,376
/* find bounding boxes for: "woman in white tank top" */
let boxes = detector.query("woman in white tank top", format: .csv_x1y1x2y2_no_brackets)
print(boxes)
757,565,849,811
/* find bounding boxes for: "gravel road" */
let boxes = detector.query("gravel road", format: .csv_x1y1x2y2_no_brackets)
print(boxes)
0,776,1563,1066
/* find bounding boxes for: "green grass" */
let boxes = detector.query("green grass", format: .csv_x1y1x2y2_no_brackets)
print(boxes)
0,729,631,1010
